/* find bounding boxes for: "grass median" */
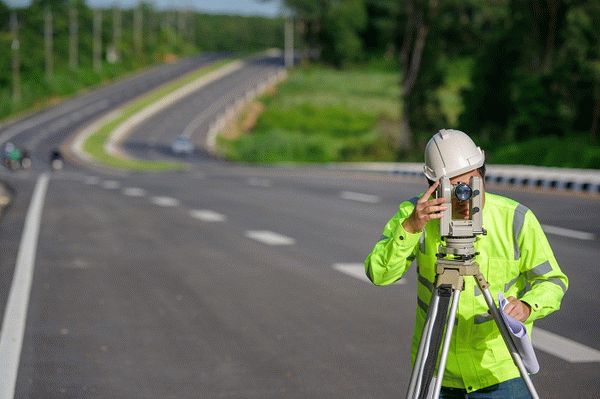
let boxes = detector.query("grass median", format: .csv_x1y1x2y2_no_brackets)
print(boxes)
82,58,234,171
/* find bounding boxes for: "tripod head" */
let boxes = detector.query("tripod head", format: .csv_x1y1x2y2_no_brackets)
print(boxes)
436,175,485,259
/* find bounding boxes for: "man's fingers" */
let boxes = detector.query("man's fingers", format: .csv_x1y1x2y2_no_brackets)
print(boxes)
417,198,446,211
425,204,448,214
503,303,515,315
419,181,439,203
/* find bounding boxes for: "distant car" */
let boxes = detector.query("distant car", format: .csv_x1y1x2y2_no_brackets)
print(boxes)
171,136,194,155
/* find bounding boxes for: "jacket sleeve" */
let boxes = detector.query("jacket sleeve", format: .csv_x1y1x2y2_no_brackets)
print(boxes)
517,209,569,321
365,200,422,286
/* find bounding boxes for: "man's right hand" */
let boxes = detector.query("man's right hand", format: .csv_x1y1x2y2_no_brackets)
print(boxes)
402,181,448,233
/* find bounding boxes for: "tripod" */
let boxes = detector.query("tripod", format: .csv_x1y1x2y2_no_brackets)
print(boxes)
405,236,540,399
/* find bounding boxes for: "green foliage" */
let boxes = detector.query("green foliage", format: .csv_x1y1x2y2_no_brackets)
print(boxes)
194,14,283,52
488,136,600,169
220,65,398,163
281,0,600,168
320,0,367,66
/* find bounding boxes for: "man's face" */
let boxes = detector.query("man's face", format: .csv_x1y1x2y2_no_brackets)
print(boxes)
449,169,484,219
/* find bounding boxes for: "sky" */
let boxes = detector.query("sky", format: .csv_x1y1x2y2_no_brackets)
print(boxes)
4,0,284,17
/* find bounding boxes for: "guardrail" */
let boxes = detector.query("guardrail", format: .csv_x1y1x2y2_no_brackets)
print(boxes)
328,162,600,195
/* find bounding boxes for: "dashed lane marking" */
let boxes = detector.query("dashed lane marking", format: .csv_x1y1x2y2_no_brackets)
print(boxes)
245,230,295,245
190,209,227,222
122,187,146,197
101,180,120,190
533,328,600,363
340,191,380,204
0,173,49,399
150,196,180,207
84,176,100,185
333,263,406,285
541,224,596,241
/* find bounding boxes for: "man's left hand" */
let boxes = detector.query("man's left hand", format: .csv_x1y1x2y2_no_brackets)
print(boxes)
503,296,531,322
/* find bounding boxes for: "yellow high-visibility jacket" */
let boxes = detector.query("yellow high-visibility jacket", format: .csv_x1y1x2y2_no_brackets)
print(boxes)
365,192,568,392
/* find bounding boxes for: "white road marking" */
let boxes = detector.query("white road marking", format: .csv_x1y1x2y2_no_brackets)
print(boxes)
533,328,600,363
190,209,227,222
0,173,49,399
84,176,100,185
122,187,146,197
245,230,295,245
101,180,120,190
247,178,272,188
333,263,406,285
151,196,180,207
340,191,380,204
542,224,596,241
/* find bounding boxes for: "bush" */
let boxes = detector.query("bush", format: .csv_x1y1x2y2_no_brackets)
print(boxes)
488,136,600,168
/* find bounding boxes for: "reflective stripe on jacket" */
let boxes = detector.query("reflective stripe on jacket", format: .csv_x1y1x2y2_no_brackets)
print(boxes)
364,192,568,392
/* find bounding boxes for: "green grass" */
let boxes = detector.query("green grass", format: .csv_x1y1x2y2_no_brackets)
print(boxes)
83,59,234,171
219,65,400,163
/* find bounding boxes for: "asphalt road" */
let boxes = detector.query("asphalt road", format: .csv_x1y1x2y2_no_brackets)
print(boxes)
0,54,599,399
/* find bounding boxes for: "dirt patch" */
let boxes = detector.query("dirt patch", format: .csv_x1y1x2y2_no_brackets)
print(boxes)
220,100,266,141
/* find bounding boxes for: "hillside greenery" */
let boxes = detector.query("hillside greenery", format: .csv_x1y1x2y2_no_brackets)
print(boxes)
255,0,600,168
220,63,399,163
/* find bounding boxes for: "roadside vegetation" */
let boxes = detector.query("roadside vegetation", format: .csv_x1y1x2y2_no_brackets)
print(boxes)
219,63,400,163
223,0,600,169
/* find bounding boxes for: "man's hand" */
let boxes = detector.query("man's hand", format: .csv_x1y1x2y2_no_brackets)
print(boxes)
403,181,448,233
503,297,531,322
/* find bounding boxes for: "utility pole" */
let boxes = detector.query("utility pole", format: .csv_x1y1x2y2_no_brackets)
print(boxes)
44,6,53,80
10,11,21,103
189,9,196,46
93,9,102,72
134,4,143,56
69,6,79,70
285,18,294,68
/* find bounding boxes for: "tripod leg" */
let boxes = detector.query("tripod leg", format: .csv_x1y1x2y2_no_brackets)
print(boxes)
406,291,441,398
478,285,540,399
431,289,461,399
416,286,452,399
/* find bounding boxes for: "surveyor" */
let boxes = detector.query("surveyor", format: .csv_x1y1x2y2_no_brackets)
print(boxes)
365,129,568,398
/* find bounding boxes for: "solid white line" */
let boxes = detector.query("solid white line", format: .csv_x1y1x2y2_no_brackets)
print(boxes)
122,187,146,197
533,328,600,362
190,209,226,222
340,191,380,204
245,231,295,245
332,263,406,285
542,224,596,241
151,196,180,207
0,173,49,399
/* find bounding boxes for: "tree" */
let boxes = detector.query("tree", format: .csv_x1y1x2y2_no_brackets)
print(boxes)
320,0,366,67
397,0,438,153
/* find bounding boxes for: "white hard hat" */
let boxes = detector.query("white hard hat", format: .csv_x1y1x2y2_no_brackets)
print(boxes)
423,129,485,180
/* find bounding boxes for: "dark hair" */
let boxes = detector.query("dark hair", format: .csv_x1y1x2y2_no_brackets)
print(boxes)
427,164,486,186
